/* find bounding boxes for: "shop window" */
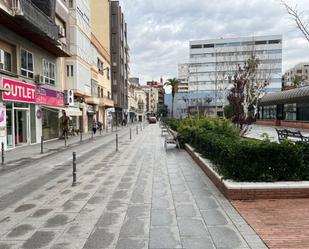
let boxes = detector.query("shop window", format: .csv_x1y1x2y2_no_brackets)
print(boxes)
263,105,276,119
43,59,55,85
284,104,297,121
21,49,34,78
67,65,73,77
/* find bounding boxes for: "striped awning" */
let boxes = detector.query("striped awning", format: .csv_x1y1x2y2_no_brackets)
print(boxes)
259,86,309,106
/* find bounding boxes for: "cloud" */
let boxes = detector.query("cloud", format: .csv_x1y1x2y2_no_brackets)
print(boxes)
120,0,309,85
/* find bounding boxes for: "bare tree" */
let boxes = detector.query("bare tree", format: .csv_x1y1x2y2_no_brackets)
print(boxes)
281,0,309,42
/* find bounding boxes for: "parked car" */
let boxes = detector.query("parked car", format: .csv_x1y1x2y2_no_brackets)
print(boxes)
148,116,157,124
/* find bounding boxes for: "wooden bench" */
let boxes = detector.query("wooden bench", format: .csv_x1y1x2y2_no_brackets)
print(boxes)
276,128,309,143
164,128,180,151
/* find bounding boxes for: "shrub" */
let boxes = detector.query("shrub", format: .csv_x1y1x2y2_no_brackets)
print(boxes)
167,116,309,182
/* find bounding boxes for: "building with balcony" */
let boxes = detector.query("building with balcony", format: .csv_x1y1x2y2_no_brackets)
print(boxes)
189,35,282,116
146,79,165,110
89,0,114,129
110,0,129,126
0,0,71,149
283,62,309,90
128,77,139,123
178,63,189,93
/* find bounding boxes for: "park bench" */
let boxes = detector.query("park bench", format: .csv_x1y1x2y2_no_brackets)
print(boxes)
275,128,309,143
164,128,180,151
161,124,169,136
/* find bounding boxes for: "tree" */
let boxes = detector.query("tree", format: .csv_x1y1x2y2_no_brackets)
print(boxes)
292,75,302,87
164,78,179,118
227,56,262,134
281,0,309,42
157,104,168,117
223,104,233,119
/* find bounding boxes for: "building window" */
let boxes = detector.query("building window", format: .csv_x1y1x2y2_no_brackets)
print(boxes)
1,51,12,72
101,89,103,98
255,40,267,45
43,60,55,85
268,39,281,44
67,65,73,77
97,59,104,75
191,44,202,49
263,105,276,119
284,104,297,121
106,67,110,79
21,49,34,78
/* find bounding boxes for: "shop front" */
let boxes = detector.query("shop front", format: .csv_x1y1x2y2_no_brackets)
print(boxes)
2,77,67,149
2,78,36,148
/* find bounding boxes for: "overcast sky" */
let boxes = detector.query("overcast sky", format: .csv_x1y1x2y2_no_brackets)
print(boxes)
120,0,309,85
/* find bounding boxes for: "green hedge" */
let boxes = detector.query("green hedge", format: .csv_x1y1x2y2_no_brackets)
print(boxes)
169,117,309,182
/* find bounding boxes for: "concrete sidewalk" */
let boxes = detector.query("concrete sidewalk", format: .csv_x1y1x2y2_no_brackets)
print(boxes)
0,123,266,249
1,124,136,169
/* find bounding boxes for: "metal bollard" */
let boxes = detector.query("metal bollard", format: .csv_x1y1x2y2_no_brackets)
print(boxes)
72,152,77,186
140,122,142,131
80,131,83,142
1,142,4,165
130,128,132,140
106,126,108,133
64,135,67,147
100,128,102,136
91,131,94,139
40,136,44,154
116,134,119,152
136,125,138,135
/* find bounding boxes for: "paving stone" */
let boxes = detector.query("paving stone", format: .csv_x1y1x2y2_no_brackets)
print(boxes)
97,212,124,227
127,205,150,218
152,197,173,210
175,204,199,217
5,224,35,240
181,237,215,249
151,210,177,226
208,226,243,248
195,197,219,210
116,237,148,249
83,228,115,249
201,209,229,226
21,230,56,249
149,227,182,249
177,218,209,237
119,218,147,238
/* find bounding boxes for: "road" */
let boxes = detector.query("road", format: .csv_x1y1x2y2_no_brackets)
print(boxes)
0,124,266,249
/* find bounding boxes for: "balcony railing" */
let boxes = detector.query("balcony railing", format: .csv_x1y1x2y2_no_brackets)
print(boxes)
13,0,58,41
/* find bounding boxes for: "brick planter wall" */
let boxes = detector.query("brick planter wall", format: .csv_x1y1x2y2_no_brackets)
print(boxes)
256,120,309,129
185,144,309,200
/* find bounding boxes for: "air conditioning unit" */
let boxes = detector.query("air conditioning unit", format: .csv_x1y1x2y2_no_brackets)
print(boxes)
58,26,65,38
35,74,44,85
64,89,74,106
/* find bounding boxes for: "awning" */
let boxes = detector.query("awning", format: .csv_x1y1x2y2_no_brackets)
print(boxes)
65,106,82,116
41,105,65,113
260,86,309,106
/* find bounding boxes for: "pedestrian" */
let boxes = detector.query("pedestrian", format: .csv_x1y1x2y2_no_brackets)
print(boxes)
92,118,97,134
59,110,70,139
98,121,103,132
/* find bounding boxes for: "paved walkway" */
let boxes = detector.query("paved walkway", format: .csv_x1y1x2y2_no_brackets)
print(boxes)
0,124,266,249
233,199,309,249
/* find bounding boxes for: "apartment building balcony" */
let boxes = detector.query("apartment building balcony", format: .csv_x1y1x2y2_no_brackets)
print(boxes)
0,0,70,57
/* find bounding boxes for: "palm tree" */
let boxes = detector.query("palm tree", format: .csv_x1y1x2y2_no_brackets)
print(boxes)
165,78,179,118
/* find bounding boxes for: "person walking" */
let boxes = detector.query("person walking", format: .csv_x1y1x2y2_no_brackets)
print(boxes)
92,118,97,134
59,110,70,139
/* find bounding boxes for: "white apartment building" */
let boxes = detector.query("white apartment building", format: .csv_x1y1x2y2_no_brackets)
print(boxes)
284,62,309,88
189,35,283,111
178,63,189,93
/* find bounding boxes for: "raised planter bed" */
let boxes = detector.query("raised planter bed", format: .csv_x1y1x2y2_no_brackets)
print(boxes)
185,143,309,200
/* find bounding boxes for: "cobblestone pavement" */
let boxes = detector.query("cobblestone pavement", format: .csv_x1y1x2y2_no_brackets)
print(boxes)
0,124,266,249
233,199,309,249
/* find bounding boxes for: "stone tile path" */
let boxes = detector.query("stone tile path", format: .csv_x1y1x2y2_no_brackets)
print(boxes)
0,124,266,249
233,199,309,249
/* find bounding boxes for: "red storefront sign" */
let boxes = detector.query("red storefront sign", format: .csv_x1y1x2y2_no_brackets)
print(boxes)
2,78,36,103
2,78,64,107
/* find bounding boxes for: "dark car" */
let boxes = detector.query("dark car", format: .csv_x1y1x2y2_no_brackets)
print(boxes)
148,117,157,124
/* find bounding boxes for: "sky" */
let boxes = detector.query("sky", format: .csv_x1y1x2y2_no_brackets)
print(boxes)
120,0,309,86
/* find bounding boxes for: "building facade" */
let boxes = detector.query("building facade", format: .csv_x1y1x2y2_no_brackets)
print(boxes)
283,62,309,90
189,35,282,116
0,0,71,149
110,0,129,126
178,63,189,93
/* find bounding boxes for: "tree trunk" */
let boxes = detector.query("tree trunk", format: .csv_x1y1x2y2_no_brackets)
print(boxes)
171,96,174,118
